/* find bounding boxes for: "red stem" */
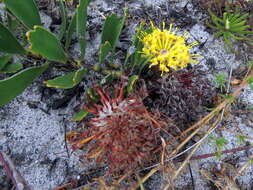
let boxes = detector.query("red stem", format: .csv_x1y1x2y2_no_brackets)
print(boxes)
174,145,253,162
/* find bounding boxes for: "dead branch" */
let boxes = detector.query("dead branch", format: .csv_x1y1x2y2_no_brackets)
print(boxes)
0,151,32,190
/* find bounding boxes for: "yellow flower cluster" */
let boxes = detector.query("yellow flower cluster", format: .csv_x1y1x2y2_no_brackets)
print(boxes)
141,22,200,76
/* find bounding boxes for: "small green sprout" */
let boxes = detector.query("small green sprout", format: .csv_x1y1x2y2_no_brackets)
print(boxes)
219,94,235,103
208,135,229,159
247,76,253,90
247,61,253,68
207,5,253,49
214,73,227,91
215,137,228,159
237,135,246,144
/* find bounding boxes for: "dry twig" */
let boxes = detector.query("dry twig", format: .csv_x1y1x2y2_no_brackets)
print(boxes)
135,66,253,190
0,151,32,190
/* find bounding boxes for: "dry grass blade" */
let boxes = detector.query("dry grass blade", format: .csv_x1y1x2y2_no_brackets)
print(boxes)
162,117,221,190
136,65,253,188
114,172,132,187
162,66,253,188
93,177,112,190
136,174,145,190
168,65,253,160
172,117,221,180
200,169,224,190
160,137,166,170
223,155,253,190
131,168,159,190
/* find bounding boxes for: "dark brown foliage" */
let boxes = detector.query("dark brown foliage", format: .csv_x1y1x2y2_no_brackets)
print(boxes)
196,0,253,17
144,66,217,128
197,0,227,16
68,83,168,173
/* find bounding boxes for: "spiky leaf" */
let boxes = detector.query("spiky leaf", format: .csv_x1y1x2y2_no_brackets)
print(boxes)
0,22,26,54
0,63,48,106
27,26,68,63
4,0,41,29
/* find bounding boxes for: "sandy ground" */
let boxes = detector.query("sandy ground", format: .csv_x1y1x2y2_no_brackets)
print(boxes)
0,0,253,189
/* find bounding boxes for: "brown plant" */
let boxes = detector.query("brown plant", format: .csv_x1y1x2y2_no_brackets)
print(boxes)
144,66,217,128
67,82,168,173
196,0,252,17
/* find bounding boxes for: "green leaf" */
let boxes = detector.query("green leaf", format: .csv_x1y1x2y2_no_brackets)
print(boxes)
76,0,90,61
237,135,246,144
126,75,138,94
208,134,215,142
214,152,222,159
248,61,253,68
215,136,228,159
249,84,253,91
102,70,123,77
207,7,252,50
101,11,126,52
214,73,226,89
208,8,223,24
99,74,114,85
0,62,23,73
58,0,67,40
0,22,26,54
65,11,77,50
27,26,68,63
72,109,89,121
7,10,18,31
203,106,215,111
230,20,247,29
73,67,87,84
232,13,249,24
0,63,48,106
86,87,99,102
247,106,253,112
247,76,253,84
219,94,235,102
0,55,12,70
129,22,150,74
98,41,111,66
215,137,228,148
44,68,87,89
250,158,253,166
4,0,41,29
248,76,253,90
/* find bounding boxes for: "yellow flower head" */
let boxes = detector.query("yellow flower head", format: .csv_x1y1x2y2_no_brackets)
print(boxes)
141,22,200,76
